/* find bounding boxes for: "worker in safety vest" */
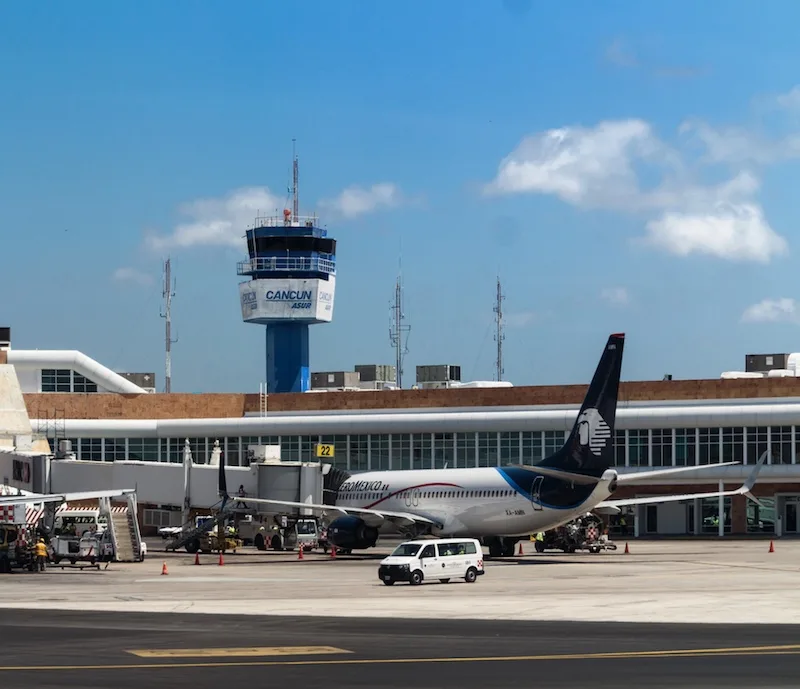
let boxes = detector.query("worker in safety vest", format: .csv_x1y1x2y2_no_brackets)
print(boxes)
33,538,48,572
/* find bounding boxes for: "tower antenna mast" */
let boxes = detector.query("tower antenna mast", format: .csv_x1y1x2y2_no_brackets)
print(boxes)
493,275,505,382
160,258,178,393
389,261,411,389
292,138,299,222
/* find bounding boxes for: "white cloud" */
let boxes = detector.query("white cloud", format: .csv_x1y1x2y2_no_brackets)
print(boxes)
319,183,404,219
600,287,630,306
484,93,798,263
112,267,153,286
504,311,537,328
145,187,282,252
482,119,671,210
776,86,800,112
644,202,787,263
741,298,800,324
146,181,409,251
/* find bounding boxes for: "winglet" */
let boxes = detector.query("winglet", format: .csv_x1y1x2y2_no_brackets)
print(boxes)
744,450,768,491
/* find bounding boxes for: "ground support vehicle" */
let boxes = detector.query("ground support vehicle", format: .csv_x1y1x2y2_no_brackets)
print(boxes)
534,513,617,553
378,538,485,586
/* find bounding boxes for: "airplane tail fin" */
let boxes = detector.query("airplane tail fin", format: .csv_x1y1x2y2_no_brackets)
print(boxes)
538,333,625,479
218,451,228,500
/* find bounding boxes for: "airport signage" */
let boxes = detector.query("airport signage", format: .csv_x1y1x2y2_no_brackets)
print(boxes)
239,277,336,323
239,276,336,324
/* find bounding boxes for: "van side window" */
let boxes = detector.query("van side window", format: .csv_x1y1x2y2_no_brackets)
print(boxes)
420,544,435,558
464,542,477,554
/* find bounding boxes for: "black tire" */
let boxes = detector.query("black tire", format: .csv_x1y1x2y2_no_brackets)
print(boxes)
382,579,395,586
534,541,545,553
465,567,478,583
271,534,282,551
185,540,199,554
254,534,266,551
439,578,450,584
409,570,423,586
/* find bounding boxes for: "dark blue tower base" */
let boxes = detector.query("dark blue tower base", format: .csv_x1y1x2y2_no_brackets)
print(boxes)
266,323,310,393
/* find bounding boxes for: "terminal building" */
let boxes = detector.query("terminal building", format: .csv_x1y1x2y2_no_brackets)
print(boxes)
2,328,800,540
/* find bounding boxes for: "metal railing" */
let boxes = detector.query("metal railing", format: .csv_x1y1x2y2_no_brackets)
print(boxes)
237,256,335,275
250,214,319,229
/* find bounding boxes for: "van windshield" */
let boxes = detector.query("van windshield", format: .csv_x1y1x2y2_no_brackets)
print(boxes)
390,543,421,557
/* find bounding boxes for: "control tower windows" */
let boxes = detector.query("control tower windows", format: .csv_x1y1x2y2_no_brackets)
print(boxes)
251,236,336,256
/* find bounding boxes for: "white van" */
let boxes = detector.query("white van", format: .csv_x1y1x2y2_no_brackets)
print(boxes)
377,538,485,586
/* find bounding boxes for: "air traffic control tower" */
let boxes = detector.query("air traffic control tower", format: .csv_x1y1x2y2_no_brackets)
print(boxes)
237,161,336,393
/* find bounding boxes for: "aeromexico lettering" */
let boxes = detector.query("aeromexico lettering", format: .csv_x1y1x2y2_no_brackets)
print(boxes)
339,480,390,493
265,289,312,310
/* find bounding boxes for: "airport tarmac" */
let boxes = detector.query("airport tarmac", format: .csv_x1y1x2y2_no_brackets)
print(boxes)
1,538,799,625
1,609,800,688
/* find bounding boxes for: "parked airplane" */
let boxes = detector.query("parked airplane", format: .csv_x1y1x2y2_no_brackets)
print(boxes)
220,333,765,557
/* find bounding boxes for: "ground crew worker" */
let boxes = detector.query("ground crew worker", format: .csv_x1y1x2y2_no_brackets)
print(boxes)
34,538,48,572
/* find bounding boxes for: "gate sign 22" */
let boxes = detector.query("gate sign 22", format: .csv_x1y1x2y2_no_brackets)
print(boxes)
315,444,334,458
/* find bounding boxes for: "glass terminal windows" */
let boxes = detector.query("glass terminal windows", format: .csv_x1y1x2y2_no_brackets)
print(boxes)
746,427,768,465
722,427,744,465
675,429,696,466
770,426,792,464
698,428,720,465
614,430,626,466
57,424,799,470
627,430,649,467
41,369,98,393
651,429,672,467
433,433,454,469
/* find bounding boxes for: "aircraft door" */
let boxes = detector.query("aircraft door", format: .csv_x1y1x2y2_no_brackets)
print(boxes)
530,476,544,511
419,543,438,578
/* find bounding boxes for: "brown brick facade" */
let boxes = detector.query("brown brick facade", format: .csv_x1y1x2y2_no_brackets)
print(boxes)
22,376,800,420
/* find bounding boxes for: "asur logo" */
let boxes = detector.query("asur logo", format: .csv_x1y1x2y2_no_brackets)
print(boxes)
577,408,611,456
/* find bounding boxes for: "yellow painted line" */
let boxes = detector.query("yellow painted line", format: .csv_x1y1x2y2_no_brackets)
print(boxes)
128,646,351,658
2,643,800,672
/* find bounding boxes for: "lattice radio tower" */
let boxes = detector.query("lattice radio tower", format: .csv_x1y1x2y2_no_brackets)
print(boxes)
389,267,411,389
493,276,505,382
160,258,178,393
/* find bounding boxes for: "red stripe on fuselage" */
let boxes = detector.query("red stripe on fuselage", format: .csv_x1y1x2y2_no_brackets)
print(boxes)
354,482,463,510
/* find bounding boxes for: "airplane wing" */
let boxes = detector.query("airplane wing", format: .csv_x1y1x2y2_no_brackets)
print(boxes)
596,453,766,510
615,462,740,484
0,489,135,507
229,495,441,529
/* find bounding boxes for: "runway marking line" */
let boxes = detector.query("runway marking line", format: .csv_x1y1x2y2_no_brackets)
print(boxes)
128,646,351,658
3,643,800,671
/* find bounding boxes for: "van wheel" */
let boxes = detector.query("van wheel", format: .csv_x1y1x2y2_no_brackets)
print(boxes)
464,567,477,583
382,579,395,586
439,578,450,584
409,570,423,586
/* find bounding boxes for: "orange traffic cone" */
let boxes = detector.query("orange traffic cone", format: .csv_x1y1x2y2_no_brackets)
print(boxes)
298,546,304,560
769,539,775,553
194,552,200,565
330,546,336,559
161,562,168,575
218,551,224,566
624,542,630,554
517,541,524,556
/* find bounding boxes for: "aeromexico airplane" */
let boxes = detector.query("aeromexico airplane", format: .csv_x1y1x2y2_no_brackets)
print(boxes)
227,333,764,556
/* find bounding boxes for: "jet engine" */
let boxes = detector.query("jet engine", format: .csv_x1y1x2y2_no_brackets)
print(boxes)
327,515,379,551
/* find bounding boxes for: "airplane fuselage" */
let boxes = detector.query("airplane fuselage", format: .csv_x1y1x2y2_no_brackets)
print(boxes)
335,467,617,538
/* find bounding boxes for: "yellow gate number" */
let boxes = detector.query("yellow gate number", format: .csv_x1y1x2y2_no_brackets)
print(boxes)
315,444,334,458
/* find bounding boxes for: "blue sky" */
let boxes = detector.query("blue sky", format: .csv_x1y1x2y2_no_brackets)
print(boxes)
4,0,800,392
